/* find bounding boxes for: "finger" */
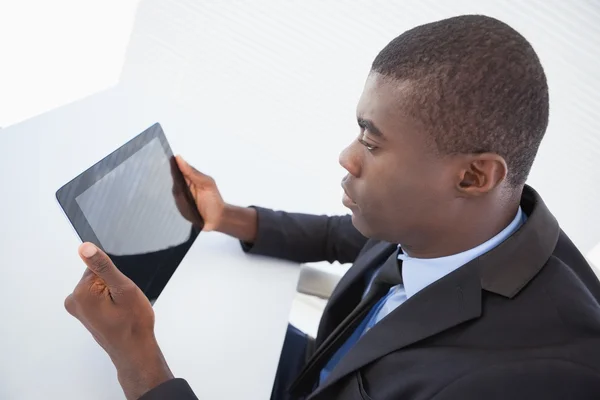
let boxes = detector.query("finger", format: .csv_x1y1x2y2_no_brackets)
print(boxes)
78,243,129,290
169,157,183,191
176,155,210,182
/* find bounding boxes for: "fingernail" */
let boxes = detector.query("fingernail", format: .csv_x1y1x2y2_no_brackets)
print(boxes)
81,243,98,258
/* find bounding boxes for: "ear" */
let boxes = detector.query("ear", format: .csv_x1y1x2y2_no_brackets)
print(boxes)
456,153,507,196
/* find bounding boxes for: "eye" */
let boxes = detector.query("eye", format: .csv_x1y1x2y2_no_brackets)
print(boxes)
357,120,378,152
358,137,378,152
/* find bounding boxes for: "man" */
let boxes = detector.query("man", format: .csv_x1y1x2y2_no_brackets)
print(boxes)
64,14,600,399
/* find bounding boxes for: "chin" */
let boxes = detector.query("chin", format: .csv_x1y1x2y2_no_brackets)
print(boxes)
350,212,376,239
351,212,395,242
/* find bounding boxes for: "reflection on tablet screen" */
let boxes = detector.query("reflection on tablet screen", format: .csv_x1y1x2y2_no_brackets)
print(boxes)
76,138,190,255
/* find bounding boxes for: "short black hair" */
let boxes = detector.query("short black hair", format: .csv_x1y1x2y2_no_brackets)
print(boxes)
371,15,549,186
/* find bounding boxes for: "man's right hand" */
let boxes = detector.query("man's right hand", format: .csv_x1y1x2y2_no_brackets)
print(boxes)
176,155,226,232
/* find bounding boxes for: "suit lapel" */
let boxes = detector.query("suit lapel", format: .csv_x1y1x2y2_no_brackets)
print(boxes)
315,241,397,345
309,260,483,397
290,241,396,396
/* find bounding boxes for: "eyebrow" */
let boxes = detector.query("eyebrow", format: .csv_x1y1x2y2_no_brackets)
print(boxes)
357,117,385,138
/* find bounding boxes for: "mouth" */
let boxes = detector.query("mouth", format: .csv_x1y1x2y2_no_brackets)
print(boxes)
341,183,357,208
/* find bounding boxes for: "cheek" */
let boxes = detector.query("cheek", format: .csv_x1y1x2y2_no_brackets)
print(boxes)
360,170,401,213
368,162,440,216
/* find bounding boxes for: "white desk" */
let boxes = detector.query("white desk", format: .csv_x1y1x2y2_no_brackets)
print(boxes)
0,86,308,399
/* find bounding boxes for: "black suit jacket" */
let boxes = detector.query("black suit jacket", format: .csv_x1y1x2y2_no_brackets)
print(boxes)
140,186,600,399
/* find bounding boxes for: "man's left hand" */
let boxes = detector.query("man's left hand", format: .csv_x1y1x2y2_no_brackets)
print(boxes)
65,242,174,400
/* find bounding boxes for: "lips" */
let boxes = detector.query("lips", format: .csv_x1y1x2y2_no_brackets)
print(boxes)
341,181,357,207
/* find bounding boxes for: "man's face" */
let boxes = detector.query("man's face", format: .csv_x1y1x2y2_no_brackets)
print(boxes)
339,73,460,245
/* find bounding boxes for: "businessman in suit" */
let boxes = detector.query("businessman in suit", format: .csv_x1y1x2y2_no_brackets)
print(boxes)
64,14,600,399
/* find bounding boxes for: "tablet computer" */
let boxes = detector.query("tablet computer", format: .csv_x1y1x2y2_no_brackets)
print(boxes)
56,123,203,305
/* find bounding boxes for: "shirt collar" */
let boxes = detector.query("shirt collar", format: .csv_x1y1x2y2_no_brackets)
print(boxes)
398,207,526,299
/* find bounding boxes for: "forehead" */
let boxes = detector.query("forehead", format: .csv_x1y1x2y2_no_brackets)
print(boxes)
358,73,407,112
356,73,423,142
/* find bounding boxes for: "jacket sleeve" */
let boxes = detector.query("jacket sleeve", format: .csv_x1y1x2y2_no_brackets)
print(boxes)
240,207,368,265
431,359,600,400
138,379,198,400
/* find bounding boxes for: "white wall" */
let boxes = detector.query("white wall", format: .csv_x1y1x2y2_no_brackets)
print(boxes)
0,0,139,127
120,0,600,255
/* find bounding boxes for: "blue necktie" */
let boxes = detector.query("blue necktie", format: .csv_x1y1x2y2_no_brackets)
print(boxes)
299,249,404,387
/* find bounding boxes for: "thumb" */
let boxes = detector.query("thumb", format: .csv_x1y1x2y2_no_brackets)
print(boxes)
79,243,129,289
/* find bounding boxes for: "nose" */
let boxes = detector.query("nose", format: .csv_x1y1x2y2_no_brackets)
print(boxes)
339,141,361,178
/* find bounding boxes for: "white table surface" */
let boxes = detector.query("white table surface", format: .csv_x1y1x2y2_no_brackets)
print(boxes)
0,85,308,400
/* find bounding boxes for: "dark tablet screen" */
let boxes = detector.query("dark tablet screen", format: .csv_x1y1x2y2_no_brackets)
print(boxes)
56,123,203,304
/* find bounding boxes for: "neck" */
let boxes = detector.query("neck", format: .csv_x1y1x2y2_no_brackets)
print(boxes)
402,190,522,259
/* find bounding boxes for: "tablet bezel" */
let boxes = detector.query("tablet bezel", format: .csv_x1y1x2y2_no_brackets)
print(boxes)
56,122,202,302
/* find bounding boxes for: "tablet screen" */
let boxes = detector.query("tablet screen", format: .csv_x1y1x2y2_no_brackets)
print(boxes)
76,138,191,256
56,123,202,304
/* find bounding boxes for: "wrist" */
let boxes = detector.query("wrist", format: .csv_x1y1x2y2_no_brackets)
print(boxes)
215,204,256,237
216,203,235,231
218,204,258,243
113,337,174,400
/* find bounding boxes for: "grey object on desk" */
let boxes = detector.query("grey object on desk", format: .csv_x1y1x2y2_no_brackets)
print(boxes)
296,265,343,300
